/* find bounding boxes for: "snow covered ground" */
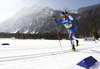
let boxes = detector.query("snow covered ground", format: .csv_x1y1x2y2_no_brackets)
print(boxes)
0,38,100,69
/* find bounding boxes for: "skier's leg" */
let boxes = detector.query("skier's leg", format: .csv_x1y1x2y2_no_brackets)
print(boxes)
70,40,76,51
69,30,76,51
67,28,76,51
71,26,79,46
72,35,79,46
67,29,71,40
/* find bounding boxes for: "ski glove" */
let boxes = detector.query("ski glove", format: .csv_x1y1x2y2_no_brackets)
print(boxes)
53,14,56,20
65,10,69,16
65,10,68,14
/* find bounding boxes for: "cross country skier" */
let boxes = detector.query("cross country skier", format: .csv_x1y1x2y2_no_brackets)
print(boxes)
53,11,79,51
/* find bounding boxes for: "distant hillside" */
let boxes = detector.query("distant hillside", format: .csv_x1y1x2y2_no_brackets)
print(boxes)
77,3,100,14
0,5,79,35
78,3,100,37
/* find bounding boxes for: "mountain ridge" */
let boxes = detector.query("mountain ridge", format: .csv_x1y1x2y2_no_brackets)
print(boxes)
0,4,99,37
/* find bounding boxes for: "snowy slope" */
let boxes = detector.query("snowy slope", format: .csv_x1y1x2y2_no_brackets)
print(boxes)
0,6,53,33
0,5,80,34
0,38,100,69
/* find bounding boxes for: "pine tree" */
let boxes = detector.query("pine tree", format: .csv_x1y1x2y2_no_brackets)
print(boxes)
93,25,99,39
16,31,20,39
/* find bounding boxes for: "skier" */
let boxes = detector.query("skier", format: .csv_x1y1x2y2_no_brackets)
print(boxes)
53,11,79,51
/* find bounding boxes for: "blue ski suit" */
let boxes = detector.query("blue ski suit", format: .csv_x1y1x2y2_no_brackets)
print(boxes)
54,15,76,46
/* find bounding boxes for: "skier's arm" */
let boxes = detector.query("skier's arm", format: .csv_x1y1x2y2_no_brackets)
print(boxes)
54,19,62,25
65,10,73,21
53,14,61,25
68,15,73,21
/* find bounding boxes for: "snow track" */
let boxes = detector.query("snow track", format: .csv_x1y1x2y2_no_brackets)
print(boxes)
0,39,100,69
0,50,68,63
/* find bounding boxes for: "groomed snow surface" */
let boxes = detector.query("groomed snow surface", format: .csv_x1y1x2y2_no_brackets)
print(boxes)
0,38,100,69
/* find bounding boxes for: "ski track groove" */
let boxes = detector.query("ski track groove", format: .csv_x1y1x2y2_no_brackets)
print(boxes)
0,43,84,63
0,46,68,51
0,50,69,63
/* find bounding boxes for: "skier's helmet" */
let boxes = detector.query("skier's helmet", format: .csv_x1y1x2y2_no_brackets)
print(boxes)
60,12,65,17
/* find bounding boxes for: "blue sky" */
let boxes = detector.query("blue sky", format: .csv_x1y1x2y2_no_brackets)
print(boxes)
20,0,100,10
0,0,100,23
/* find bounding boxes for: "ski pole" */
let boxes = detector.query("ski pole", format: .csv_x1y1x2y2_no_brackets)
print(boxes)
53,14,63,51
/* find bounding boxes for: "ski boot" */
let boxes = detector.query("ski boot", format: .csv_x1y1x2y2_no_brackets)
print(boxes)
72,45,76,51
76,40,79,46
71,40,76,51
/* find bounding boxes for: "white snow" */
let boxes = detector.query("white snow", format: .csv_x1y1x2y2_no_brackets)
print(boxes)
0,38,100,69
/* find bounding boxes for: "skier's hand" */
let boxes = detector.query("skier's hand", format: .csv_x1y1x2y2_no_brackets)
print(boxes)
53,14,56,20
65,10,68,16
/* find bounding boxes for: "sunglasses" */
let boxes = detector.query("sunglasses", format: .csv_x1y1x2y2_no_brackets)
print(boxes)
60,14,64,17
